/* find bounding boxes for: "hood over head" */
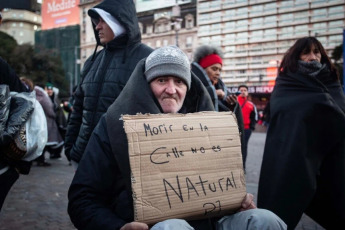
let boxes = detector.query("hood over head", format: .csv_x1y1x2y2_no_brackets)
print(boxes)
88,0,141,47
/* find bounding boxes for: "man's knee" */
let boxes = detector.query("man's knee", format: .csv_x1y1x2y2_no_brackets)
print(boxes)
246,209,287,230
151,219,194,230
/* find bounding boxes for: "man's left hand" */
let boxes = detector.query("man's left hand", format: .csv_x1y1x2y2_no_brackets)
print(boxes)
238,193,256,212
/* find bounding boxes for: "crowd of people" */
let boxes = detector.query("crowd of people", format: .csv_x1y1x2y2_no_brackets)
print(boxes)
1,0,344,229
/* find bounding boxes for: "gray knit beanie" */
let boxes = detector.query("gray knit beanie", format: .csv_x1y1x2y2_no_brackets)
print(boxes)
145,46,191,89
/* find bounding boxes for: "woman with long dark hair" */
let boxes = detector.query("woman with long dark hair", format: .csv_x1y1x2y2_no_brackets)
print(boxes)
258,37,345,229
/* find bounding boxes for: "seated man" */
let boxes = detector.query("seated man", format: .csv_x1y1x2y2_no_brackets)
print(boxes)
68,46,286,230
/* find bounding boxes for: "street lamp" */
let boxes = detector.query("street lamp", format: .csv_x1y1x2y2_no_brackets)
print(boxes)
171,2,182,47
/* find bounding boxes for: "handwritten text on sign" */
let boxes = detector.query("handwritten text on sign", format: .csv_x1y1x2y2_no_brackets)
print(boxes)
123,112,246,225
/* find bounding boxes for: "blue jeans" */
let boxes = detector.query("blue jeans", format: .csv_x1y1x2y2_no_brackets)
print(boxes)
151,209,287,230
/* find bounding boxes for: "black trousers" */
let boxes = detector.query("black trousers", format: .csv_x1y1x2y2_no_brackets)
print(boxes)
0,167,19,211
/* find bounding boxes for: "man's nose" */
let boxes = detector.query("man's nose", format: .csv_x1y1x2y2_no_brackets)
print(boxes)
95,21,102,30
165,81,177,94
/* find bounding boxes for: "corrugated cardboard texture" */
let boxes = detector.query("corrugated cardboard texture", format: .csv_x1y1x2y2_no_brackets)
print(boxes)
123,111,246,225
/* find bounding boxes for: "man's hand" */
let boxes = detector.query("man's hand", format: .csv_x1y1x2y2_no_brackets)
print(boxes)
120,222,149,230
216,89,225,100
238,193,257,212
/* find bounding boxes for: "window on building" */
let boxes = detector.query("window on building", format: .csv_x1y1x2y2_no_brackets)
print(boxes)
223,9,235,20
237,19,248,30
264,2,276,13
33,25,38,30
249,5,263,16
224,34,235,43
294,0,308,8
264,16,276,26
280,26,293,38
236,7,247,16
251,17,263,28
224,21,235,31
210,23,221,33
280,1,293,9
12,23,16,27
186,36,193,48
185,14,194,29
200,37,211,44
210,1,221,10
295,25,308,36
250,30,263,42
312,9,327,21
294,11,307,22
264,29,276,39
210,35,221,46
199,25,210,35
163,40,168,46
236,32,248,43
328,6,344,18
19,31,23,36
280,13,293,24
329,20,343,33
146,25,153,34
156,40,161,48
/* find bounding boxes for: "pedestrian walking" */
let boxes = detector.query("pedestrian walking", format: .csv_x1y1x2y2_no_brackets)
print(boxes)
237,85,257,170
258,36,345,229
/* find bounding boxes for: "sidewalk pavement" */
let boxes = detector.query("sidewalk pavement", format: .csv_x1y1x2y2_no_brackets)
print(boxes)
0,132,326,229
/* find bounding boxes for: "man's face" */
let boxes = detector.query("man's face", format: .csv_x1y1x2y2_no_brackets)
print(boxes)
45,87,54,96
205,63,222,85
239,86,248,98
150,76,187,113
93,17,114,45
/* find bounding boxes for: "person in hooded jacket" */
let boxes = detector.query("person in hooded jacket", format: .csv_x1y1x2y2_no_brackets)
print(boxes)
257,37,345,229
68,46,286,230
64,0,153,169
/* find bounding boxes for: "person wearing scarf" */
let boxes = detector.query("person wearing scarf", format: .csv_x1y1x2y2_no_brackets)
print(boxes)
258,37,345,229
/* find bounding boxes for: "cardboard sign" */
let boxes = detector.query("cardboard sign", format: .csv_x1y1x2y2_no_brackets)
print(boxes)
123,111,246,225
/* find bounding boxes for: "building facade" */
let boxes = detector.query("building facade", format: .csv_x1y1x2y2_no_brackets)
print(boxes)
197,0,344,87
197,0,344,111
0,8,41,45
137,1,198,60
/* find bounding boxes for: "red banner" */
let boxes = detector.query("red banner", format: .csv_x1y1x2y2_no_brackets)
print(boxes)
41,0,80,30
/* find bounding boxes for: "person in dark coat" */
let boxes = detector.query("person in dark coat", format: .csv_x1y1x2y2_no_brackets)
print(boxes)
0,59,30,210
257,37,345,229
64,0,153,169
192,45,246,167
44,83,66,159
68,46,286,230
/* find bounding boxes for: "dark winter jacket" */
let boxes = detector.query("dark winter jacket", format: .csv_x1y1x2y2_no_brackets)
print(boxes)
0,57,28,93
64,0,153,164
0,58,30,174
68,59,219,230
257,70,345,229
